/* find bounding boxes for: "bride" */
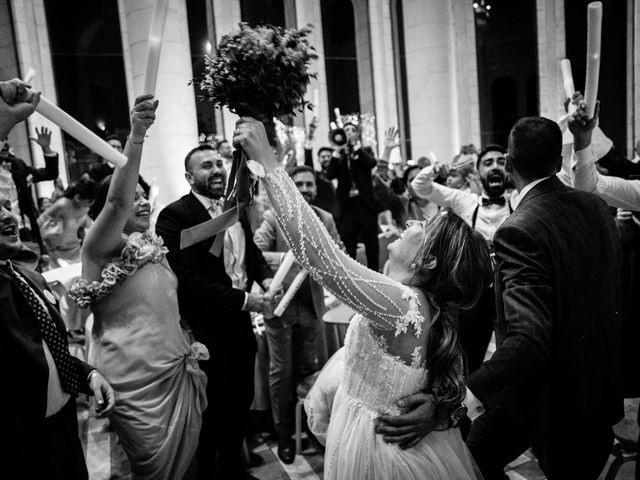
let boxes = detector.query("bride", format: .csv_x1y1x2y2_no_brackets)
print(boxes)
234,118,491,479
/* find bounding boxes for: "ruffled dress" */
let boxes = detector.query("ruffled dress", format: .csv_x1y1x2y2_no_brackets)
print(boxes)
70,231,208,480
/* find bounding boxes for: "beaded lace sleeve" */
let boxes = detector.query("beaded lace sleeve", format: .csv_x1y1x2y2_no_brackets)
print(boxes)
263,166,423,337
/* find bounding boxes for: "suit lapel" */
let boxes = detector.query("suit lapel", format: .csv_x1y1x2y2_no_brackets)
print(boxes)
185,191,212,225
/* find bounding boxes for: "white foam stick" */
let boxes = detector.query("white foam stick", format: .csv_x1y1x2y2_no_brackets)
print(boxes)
584,2,602,119
429,150,438,164
24,68,36,84
560,59,575,99
334,108,343,127
267,251,296,296
313,89,320,111
37,96,127,167
143,0,170,95
274,269,308,317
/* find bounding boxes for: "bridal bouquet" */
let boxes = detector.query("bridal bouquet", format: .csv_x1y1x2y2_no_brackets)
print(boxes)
192,23,317,133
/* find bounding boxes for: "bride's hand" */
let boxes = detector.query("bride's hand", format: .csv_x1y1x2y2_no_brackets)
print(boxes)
130,94,158,142
233,117,279,172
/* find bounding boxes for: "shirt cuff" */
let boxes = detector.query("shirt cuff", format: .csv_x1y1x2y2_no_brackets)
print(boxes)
464,388,485,421
574,144,597,167
0,140,5,152
241,292,249,311
43,152,57,157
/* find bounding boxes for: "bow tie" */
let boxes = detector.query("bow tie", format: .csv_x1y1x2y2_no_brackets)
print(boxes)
482,196,506,207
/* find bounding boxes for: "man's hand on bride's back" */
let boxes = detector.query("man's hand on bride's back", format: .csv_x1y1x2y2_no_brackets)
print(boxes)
233,117,278,171
374,393,448,449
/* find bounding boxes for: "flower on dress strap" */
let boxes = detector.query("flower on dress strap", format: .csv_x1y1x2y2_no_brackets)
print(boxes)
68,230,168,308
189,342,210,361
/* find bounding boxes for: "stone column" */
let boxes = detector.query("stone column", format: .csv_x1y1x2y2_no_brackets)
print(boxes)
451,0,481,150
352,0,377,139
401,0,477,164
536,0,566,123
296,0,331,164
9,0,68,195
630,0,638,153
211,0,242,143
368,0,399,157
118,0,199,205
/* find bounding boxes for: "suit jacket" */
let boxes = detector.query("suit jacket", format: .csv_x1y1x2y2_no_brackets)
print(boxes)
155,192,271,351
0,262,94,421
254,206,343,323
9,153,58,244
469,176,623,442
326,145,380,217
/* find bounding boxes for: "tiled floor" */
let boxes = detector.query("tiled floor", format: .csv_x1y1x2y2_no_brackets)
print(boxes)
78,402,637,480
75,331,638,480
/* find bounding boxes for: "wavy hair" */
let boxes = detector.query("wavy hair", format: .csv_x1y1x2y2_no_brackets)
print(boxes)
412,209,492,411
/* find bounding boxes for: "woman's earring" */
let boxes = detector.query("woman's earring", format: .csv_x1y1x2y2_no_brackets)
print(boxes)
410,262,417,269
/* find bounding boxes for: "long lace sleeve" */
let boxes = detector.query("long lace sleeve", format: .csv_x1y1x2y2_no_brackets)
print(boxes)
263,166,423,337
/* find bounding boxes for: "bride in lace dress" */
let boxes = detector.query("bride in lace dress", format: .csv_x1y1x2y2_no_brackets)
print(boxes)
69,95,207,480
234,118,491,479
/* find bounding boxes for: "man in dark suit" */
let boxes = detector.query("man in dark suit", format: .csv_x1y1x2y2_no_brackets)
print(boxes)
0,77,115,479
1,127,59,253
156,144,273,480
464,116,623,479
327,122,381,271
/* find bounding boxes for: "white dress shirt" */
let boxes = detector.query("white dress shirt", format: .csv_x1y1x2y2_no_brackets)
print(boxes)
411,169,515,241
572,145,640,211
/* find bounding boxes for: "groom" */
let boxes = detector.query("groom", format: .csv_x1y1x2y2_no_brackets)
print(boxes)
377,116,623,479
156,145,273,480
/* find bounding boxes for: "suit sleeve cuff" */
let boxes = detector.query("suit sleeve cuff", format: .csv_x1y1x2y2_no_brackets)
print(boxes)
464,388,486,421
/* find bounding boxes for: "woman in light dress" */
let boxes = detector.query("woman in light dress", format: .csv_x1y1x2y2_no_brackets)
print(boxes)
69,95,207,480
234,117,491,479
38,176,95,266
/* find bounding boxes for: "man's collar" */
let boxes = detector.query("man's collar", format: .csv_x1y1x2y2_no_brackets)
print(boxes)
512,176,554,210
191,190,222,210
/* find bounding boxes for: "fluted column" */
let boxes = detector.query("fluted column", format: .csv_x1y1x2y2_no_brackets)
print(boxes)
118,0,198,205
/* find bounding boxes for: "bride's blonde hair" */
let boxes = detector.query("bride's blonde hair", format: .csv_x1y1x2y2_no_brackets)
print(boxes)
412,209,492,411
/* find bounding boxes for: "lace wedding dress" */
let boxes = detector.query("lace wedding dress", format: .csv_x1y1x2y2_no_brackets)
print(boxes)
263,167,481,479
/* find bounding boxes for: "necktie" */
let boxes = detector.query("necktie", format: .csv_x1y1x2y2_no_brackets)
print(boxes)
209,198,223,217
482,196,506,207
1,261,78,395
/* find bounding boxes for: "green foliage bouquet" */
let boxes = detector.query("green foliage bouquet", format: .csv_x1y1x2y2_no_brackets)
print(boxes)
193,23,317,142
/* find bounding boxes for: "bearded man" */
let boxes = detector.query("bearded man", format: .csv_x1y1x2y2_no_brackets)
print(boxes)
409,144,513,383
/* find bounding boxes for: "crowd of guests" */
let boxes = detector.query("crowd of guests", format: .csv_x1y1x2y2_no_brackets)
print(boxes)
1,71,639,480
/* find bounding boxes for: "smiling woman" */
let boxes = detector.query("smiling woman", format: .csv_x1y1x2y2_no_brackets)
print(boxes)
67,95,208,480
